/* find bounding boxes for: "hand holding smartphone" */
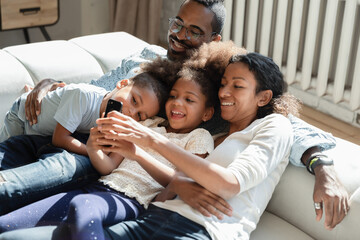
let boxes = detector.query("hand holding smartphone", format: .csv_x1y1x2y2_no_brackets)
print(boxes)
102,99,123,147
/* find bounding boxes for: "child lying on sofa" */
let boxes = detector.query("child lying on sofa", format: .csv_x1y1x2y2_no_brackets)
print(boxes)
0,58,181,214
0,59,179,156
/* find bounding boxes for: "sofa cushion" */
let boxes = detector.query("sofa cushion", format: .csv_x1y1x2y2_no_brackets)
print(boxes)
266,137,360,239
250,211,313,240
70,32,149,73
3,41,104,84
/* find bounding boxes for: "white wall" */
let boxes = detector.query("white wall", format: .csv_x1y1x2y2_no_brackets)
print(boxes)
159,0,181,46
0,0,110,48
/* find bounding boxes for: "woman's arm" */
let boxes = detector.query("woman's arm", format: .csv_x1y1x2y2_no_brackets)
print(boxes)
101,138,176,187
98,113,294,200
97,112,240,199
101,129,233,219
151,136,240,199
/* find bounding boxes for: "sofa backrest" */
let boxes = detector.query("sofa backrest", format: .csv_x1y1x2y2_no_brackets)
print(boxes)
0,32,148,126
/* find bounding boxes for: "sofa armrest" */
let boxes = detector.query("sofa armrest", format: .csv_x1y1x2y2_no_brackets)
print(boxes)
266,137,360,239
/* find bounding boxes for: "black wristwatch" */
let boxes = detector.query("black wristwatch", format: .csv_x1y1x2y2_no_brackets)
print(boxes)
306,154,334,174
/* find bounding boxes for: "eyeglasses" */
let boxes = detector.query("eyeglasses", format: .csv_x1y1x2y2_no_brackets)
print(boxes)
168,17,209,41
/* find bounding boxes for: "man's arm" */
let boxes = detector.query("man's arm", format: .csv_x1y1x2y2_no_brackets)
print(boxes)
290,115,350,229
288,114,336,166
25,78,66,125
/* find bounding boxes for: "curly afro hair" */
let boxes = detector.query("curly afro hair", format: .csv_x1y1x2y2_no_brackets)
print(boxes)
180,41,246,134
181,40,247,108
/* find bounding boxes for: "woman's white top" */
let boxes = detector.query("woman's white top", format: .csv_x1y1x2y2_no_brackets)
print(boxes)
99,117,214,208
153,113,293,240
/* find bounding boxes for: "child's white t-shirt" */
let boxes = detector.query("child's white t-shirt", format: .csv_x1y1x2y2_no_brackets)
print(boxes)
18,83,108,135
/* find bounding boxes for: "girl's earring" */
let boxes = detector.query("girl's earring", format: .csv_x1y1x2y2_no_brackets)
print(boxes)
121,79,129,87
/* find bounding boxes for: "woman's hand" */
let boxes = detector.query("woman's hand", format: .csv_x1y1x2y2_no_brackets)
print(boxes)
158,173,233,220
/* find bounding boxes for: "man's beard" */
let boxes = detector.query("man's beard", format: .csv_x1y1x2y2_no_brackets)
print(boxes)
167,34,193,61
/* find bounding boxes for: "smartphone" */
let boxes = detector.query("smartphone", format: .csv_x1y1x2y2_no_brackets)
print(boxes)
104,99,123,117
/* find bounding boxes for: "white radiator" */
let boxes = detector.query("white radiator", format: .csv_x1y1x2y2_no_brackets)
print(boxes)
223,0,360,127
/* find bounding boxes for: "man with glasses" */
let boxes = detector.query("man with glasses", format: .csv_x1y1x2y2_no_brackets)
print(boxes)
0,0,348,235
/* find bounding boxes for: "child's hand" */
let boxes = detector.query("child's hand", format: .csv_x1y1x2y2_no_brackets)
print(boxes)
86,126,107,152
87,126,125,175
97,111,162,149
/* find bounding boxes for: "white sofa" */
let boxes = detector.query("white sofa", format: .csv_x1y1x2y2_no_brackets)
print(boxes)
0,32,359,240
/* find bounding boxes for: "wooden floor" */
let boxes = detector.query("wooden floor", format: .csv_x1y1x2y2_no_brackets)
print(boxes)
300,105,360,146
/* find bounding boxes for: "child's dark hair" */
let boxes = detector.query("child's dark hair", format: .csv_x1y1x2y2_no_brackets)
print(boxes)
177,68,217,109
181,41,246,134
229,52,301,118
135,58,182,117
183,0,226,34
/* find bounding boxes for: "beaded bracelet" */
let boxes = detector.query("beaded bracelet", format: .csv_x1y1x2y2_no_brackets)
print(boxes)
305,154,331,174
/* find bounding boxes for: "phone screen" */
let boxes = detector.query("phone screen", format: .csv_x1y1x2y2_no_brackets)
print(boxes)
104,99,123,117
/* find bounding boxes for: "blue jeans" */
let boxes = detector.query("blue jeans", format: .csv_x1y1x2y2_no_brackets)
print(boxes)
0,134,99,215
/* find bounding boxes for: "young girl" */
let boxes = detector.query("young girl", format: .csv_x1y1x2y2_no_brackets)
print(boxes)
0,47,232,240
